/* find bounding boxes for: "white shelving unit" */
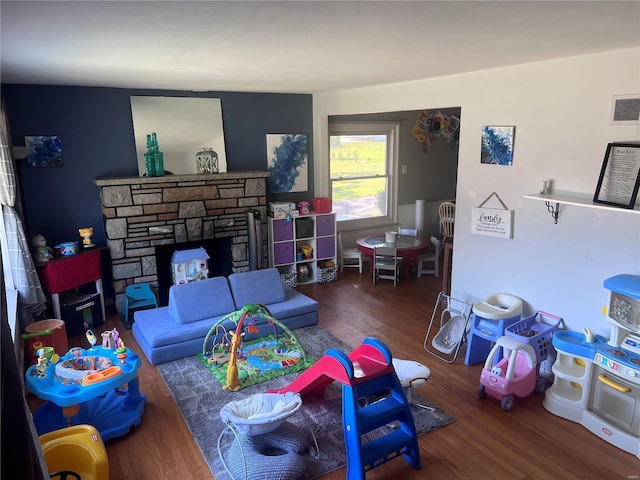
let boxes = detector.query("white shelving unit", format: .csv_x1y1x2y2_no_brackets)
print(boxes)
524,193,640,224
268,213,337,285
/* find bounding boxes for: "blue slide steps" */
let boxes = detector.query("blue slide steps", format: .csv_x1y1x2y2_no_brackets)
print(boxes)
339,339,422,480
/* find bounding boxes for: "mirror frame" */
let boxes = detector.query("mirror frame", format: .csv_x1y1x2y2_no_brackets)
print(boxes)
130,96,227,175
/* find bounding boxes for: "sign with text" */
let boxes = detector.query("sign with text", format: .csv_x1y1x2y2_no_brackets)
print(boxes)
471,207,513,239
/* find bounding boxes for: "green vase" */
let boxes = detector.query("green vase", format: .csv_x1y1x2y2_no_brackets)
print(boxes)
144,133,165,177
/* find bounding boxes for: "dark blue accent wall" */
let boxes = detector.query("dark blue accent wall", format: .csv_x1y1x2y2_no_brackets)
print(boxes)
1,85,314,249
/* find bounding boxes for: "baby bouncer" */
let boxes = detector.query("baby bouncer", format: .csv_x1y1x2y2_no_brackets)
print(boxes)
218,392,309,480
424,292,473,363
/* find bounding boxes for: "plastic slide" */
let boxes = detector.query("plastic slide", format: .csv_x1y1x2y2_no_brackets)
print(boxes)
268,338,394,397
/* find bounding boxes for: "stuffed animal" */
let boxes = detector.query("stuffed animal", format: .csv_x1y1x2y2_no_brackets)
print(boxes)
79,227,94,247
32,234,53,263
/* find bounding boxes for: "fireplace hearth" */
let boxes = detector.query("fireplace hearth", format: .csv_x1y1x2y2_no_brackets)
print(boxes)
94,171,269,313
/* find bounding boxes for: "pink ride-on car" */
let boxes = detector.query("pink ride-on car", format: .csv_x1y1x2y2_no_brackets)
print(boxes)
477,336,539,411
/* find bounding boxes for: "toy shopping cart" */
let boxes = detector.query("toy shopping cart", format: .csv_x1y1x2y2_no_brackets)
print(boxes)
424,292,473,363
505,311,563,392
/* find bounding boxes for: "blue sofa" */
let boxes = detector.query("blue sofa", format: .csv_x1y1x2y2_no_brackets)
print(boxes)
132,268,318,364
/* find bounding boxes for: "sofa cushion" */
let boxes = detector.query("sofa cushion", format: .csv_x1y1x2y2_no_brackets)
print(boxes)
168,276,236,324
135,306,236,348
264,287,318,318
228,269,286,308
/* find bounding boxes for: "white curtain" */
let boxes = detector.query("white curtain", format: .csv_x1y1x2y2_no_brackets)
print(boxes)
0,104,46,321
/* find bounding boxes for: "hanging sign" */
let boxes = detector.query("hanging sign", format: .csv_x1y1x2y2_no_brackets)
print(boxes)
471,192,514,239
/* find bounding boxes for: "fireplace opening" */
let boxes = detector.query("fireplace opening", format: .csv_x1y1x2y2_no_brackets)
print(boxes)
155,238,233,306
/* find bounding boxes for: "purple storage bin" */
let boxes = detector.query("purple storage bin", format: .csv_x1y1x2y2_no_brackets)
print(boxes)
316,237,336,259
316,214,336,236
272,219,294,242
273,242,294,265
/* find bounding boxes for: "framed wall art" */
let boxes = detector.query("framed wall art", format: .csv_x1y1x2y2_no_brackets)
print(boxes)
480,126,515,166
470,192,514,239
266,133,308,193
25,136,63,168
593,142,640,209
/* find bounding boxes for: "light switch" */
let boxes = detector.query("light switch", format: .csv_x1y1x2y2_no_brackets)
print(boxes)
401,165,408,174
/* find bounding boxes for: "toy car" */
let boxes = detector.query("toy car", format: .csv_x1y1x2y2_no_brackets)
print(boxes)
477,335,540,411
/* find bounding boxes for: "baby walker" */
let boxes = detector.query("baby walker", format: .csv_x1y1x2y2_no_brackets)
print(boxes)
424,292,473,363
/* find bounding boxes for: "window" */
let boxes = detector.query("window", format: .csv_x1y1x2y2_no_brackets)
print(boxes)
329,122,399,229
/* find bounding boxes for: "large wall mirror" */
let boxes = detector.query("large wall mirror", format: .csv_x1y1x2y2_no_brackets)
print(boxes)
130,96,228,175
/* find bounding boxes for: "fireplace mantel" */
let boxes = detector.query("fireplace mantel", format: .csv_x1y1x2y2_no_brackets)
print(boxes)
94,170,269,187
94,171,269,312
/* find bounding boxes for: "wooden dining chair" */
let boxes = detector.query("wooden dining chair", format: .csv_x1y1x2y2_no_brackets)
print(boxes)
373,245,402,285
438,201,456,243
439,201,455,294
399,228,418,236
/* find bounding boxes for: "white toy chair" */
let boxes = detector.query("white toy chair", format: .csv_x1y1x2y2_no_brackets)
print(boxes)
373,245,402,285
338,232,367,273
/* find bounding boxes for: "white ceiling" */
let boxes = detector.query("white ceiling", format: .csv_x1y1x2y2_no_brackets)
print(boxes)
1,1,639,94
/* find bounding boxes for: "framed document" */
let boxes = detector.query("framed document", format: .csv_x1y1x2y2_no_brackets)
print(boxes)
593,143,640,209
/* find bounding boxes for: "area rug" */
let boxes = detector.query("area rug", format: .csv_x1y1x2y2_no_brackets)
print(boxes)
157,325,454,480
198,332,314,390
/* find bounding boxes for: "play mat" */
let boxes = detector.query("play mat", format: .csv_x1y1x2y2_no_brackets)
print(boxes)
198,333,314,390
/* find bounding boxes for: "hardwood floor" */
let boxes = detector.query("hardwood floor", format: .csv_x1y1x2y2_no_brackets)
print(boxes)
28,271,640,479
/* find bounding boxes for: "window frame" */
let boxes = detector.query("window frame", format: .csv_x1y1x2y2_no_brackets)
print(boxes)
328,121,399,230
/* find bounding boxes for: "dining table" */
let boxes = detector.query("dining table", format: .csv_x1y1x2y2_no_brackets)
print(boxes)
356,234,431,279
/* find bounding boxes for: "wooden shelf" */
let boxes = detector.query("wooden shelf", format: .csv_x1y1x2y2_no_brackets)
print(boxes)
524,193,640,223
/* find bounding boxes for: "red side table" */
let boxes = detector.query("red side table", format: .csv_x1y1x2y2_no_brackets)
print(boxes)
37,246,107,324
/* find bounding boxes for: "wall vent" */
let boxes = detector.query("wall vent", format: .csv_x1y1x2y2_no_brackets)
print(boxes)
610,94,640,125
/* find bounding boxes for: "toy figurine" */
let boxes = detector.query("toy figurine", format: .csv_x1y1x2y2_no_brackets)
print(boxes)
86,329,97,349
102,330,115,349
79,227,94,247
32,234,53,263
116,338,127,364
36,349,48,377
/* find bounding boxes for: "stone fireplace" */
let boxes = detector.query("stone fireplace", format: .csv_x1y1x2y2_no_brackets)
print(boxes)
94,171,269,311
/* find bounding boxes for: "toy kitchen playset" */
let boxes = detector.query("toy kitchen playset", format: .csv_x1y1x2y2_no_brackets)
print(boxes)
544,274,640,459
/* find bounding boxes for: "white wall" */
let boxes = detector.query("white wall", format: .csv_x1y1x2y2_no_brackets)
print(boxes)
313,48,640,338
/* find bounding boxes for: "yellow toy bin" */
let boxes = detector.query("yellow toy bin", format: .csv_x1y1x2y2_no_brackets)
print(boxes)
39,424,109,480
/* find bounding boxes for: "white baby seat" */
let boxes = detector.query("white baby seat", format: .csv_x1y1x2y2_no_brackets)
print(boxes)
472,292,523,321
433,315,467,354
219,392,307,480
219,392,303,436
424,292,473,363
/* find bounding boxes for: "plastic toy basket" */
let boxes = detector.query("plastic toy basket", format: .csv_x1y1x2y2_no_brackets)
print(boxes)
505,311,562,364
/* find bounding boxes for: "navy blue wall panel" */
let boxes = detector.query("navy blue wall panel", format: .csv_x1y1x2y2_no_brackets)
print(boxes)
1,85,314,248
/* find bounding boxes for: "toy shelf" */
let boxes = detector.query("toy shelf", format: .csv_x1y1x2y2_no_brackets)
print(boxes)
268,213,337,285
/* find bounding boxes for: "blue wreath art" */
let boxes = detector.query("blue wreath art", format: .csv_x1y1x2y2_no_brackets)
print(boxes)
268,134,307,193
